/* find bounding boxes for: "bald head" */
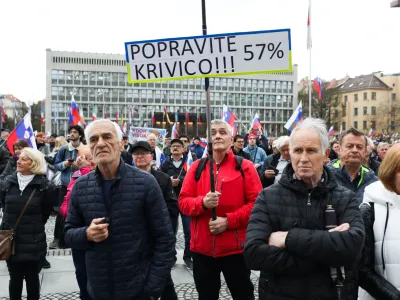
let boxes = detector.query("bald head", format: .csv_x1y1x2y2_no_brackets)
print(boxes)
147,134,157,149
78,145,91,157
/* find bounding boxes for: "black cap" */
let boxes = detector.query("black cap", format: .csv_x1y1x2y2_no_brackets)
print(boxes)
194,136,200,141
1,129,9,133
130,141,153,154
170,139,184,147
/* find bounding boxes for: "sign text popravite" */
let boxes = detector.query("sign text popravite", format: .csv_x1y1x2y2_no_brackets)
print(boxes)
124,29,292,83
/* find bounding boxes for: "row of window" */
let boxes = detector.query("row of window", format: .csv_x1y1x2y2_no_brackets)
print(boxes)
49,103,291,123
51,87,294,108
344,92,397,102
51,70,294,92
352,107,377,116
52,57,126,66
335,121,377,132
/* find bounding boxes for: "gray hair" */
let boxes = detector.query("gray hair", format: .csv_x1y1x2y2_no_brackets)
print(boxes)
21,148,47,175
210,119,233,136
276,136,290,150
377,142,389,151
289,118,329,152
85,119,122,141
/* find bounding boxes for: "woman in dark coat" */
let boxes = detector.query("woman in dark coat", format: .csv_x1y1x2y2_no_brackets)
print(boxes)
0,148,53,300
0,139,30,183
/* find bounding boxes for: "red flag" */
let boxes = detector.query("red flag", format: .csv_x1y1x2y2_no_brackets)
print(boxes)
307,0,312,49
164,107,171,124
186,110,190,123
152,109,155,126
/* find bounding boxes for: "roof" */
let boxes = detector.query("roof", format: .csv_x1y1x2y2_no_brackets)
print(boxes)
337,74,392,93
4,94,21,103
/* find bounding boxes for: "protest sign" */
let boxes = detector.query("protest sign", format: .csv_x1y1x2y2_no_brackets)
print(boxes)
125,29,292,83
129,126,167,149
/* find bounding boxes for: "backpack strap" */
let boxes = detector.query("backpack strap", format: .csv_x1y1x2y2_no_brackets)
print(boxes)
195,155,245,182
235,156,245,179
195,157,209,182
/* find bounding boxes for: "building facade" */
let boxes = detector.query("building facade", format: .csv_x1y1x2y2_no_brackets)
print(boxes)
333,73,393,134
45,49,298,137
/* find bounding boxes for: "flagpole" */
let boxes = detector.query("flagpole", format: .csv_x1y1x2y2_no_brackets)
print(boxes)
233,114,249,132
201,0,216,221
308,0,312,117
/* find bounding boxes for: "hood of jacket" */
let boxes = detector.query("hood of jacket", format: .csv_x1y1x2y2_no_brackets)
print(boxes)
364,180,400,208
279,163,338,196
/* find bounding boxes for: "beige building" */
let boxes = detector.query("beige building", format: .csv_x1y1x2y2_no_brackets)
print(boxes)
333,73,394,134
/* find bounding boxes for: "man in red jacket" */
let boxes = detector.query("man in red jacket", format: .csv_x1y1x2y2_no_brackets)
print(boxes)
179,119,262,300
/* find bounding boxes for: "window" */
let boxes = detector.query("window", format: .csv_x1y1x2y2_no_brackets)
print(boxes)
344,95,348,103
371,106,376,115
392,93,397,101
363,120,367,129
372,92,376,100
363,107,368,115
364,92,367,100
354,108,358,116
371,121,376,129
342,122,346,131
334,109,338,118
354,121,358,129
354,94,358,101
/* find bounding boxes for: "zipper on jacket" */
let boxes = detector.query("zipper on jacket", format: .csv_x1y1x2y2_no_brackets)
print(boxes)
307,192,312,228
381,202,390,273
193,217,198,250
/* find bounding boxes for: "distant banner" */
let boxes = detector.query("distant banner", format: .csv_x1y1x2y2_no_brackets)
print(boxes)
129,126,166,149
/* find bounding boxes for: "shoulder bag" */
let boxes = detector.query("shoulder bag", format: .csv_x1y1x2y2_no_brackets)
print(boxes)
0,188,37,260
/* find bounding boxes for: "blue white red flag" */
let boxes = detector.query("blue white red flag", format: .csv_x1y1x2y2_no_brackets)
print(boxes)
171,123,178,139
284,102,303,131
328,126,335,136
7,113,37,155
369,128,375,136
68,96,81,126
313,77,323,100
250,113,262,132
223,105,237,135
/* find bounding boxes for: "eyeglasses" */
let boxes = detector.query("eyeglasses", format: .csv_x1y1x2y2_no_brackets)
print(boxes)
235,141,244,144
180,140,189,143
133,152,151,156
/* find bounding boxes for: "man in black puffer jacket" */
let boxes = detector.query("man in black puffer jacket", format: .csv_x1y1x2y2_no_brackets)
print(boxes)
64,119,176,300
245,118,365,300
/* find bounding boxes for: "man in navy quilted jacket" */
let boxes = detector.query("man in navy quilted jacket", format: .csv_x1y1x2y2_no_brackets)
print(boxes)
64,119,176,300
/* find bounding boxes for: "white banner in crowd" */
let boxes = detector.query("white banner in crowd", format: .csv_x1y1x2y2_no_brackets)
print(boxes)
128,126,167,149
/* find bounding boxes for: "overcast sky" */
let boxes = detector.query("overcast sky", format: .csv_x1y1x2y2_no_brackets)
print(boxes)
0,0,399,103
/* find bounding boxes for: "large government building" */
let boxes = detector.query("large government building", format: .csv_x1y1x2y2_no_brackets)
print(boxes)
45,49,298,137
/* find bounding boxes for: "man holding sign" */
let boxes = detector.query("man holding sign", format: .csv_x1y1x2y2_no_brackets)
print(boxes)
178,120,262,300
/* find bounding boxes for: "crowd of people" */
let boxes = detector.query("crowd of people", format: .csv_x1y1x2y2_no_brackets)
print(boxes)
0,118,399,300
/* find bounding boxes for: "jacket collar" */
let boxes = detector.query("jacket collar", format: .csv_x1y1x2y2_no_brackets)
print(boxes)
279,163,338,195
7,172,44,186
94,159,124,186
67,142,83,152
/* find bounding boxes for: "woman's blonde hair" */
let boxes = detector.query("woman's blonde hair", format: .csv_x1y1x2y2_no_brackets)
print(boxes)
21,148,47,175
379,144,400,193
55,136,67,151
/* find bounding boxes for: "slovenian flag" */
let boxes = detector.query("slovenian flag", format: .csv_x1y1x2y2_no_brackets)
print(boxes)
369,128,375,136
171,123,178,139
328,126,335,136
164,107,171,124
183,150,194,172
284,102,303,131
250,113,262,132
199,138,208,149
223,105,237,136
313,77,323,100
7,112,37,155
68,96,81,126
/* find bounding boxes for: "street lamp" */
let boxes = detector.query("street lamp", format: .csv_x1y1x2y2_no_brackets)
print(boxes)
391,0,400,7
